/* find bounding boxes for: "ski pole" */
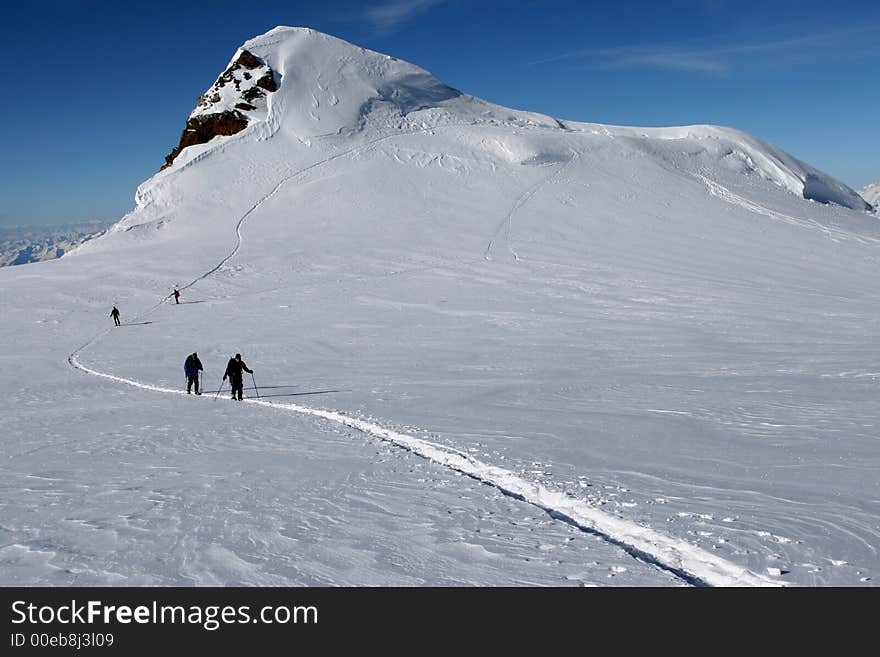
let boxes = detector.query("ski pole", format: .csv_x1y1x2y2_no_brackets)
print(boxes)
251,372,261,399
214,377,225,400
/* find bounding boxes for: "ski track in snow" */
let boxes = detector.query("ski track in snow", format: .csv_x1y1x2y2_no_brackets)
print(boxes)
67,132,783,588
485,151,579,261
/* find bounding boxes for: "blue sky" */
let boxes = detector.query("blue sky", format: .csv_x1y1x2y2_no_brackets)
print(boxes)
1,0,877,225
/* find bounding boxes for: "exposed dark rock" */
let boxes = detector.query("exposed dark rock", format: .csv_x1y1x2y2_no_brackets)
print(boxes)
242,87,265,102
196,92,221,108
256,71,278,92
162,111,249,169
216,72,230,88
235,49,262,69
235,102,257,111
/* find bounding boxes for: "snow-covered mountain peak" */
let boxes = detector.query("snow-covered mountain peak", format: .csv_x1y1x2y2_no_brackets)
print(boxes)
160,26,478,169
861,182,879,211
152,26,869,214
241,26,468,137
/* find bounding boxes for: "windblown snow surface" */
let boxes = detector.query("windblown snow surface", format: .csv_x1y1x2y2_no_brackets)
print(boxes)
2,27,879,587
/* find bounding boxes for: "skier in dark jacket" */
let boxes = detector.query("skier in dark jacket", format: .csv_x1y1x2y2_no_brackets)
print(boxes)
223,353,253,401
110,306,120,326
184,352,203,395
172,289,181,304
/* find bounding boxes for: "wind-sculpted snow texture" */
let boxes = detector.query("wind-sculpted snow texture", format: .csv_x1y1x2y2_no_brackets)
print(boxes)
2,27,879,586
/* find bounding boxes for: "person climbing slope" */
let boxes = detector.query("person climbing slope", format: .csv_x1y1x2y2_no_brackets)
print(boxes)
184,352,203,395
223,353,253,401
172,289,181,304
110,306,121,327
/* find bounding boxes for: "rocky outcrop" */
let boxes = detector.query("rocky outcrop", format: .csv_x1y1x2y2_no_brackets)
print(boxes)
235,49,261,69
163,111,250,169
242,87,265,102
162,50,280,169
256,71,278,92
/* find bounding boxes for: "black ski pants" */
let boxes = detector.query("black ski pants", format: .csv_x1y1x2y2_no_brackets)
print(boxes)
230,374,244,400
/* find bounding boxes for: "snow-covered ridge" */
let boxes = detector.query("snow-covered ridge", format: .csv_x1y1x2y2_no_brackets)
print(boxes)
599,123,870,211
149,26,867,213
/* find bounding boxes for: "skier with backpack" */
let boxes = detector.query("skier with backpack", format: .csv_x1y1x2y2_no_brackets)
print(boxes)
184,352,203,395
223,353,253,401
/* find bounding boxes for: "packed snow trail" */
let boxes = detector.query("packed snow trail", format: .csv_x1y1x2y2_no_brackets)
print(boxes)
68,352,781,587
66,132,783,588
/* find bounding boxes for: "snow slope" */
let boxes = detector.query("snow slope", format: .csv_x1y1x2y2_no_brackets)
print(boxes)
3,27,880,586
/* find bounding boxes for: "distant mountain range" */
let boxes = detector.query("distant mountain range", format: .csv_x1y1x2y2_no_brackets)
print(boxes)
0,221,111,267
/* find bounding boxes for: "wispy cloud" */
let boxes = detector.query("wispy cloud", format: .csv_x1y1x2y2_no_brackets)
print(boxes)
620,51,730,75
534,29,866,76
365,0,447,34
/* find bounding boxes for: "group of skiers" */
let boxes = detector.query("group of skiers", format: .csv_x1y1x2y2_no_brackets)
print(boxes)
111,291,255,401
184,352,254,401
